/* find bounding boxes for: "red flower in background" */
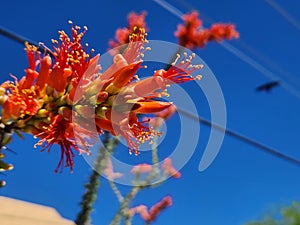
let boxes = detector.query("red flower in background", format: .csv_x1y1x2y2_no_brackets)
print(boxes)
109,11,148,49
162,157,181,178
209,23,240,41
131,163,153,174
130,196,173,223
175,11,239,49
147,196,172,223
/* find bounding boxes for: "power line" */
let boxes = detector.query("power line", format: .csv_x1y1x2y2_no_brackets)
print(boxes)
234,39,300,87
220,41,300,99
0,26,53,56
177,108,300,167
265,0,300,32
152,0,183,18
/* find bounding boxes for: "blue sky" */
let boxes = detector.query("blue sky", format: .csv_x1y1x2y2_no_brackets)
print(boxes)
1,0,300,224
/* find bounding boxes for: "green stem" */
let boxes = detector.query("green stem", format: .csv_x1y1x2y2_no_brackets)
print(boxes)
151,134,160,174
124,214,132,225
109,179,124,203
109,186,141,225
109,132,163,224
75,132,119,225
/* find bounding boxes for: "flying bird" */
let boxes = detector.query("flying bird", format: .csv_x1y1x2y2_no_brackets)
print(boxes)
256,81,280,92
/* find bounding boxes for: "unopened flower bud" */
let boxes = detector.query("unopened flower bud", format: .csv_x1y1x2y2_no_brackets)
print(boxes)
0,161,14,171
131,163,152,174
74,105,94,118
36,109,50,118
0,95,8,105
58,106,72,121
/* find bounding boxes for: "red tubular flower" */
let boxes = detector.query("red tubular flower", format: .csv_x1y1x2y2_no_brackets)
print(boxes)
19,69,38,90
150,104,177,128
35,55,52,89
183,11,202,29
1,80,43,122
0,22,101,172
154,104,177,119
25,43,40,70
109,28,130,49
175,11,203,49
34,114,91,172
109,11,148,50
129,205,149,218
132,76,165,98
82,54,101,80
132,101,172,114
122,27,149,64
95,118,117,135
98,109,160,156
132,53,202,100
209,23,240,41
120,113,160,155
131,163,153,174
175,11,239,49
104,157,123,179
100,54,129,81
47,68,72,93
95,30,202,156
0,43,51,123
95,106,158,156
109,12,148,48
50,21,97,92
147,196,173,223
154,53,203,85
1,98,22,121
131,196,173,223
67,53,100,103
161,158,181,178
127,11,147,30
105,60,142,94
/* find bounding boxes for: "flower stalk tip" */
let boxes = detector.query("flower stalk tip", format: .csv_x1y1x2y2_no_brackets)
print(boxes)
175,11,239,49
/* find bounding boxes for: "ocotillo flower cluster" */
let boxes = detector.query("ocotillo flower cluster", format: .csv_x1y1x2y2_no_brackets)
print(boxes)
109,11,148,49
129,196,173,223
175,11,239,49
0,21,202,172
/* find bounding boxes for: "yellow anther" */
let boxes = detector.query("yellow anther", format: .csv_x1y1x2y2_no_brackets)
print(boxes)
196,75,203,80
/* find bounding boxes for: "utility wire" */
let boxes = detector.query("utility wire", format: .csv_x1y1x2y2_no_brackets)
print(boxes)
152,0,183,18
177,108,300,167
1,25,300,167
220,41,300,99
0,26,53,56
265,0,300,32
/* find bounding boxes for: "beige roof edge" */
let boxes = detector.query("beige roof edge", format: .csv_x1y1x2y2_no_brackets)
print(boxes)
0,196,75,225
